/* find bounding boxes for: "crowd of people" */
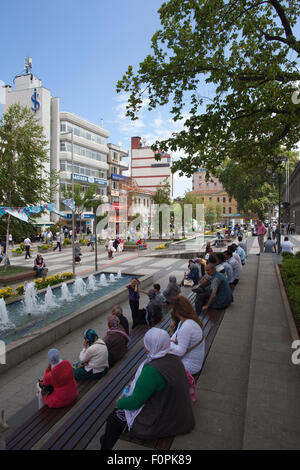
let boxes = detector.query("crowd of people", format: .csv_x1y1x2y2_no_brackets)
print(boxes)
12,220,298,449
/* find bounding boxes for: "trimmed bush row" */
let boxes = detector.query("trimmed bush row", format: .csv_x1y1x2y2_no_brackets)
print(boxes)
281,252,300,317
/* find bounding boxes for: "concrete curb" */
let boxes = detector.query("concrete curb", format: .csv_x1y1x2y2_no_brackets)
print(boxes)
274,264,299,341
0,272,153,376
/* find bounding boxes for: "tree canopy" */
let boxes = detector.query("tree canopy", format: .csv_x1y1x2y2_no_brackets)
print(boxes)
117,0,300,176
0,104,53,207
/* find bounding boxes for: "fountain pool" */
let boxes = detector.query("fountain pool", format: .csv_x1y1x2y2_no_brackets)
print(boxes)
0,273,135,344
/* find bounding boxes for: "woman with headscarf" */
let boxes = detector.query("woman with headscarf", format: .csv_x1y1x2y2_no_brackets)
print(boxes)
100,328,195,450
103,315,131,367
36,349,78,409
73,329,109,381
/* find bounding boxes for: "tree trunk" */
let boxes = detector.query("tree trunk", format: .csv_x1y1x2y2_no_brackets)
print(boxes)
3,214,10,272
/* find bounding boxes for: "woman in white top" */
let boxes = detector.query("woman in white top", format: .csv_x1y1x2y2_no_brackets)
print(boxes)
73,329,109,381
169,296,205,375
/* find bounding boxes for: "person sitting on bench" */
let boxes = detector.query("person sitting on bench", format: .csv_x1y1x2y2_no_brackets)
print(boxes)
99,328,195,450
179,260,200,287
73,329,109,381
169,296,205,376
162,275,181,305
194,263,233,314
111,305,129,336
103,315,131,368
33,254,47,280
134,289,163,327
215,253,234,282
36,349,78,410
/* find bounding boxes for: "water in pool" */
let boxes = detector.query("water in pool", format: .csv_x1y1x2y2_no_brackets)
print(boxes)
0,272,135,344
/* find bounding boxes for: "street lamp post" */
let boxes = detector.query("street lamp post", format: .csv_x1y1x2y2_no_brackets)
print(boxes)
61,130,75,275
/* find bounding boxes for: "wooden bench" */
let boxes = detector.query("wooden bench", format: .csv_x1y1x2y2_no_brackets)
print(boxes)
5,322,151,450
38,293,225,451
6,289,227,451
120,292,225,450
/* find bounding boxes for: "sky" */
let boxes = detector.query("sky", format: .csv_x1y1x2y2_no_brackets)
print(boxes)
0,1,299,198
0,0,193,197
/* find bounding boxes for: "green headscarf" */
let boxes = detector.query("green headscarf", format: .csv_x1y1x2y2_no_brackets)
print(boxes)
84,329,98,347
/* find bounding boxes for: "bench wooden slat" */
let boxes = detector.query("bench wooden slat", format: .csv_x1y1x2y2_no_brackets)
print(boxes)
40,316,171,450
5,321,153,450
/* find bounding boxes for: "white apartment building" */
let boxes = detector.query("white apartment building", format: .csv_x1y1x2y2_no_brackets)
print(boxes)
131,136,173,197
2,67,109,230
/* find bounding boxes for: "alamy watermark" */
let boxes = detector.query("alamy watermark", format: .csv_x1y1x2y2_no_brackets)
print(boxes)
291,340,300,365
0,340,6,365
95,200,205,241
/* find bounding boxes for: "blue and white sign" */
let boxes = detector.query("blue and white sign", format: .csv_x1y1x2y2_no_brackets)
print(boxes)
111,173,129,182
31,88,40,113
73,174,107,186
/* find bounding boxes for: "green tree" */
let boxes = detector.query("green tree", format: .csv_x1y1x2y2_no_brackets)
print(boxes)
216,150,299,219
204,199,217,229
117,0,300,177
63,183,101,233
0,104,57,268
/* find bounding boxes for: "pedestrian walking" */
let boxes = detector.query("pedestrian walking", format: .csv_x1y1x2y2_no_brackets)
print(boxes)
256,220,267,256
24,237,32,259
53,232,62,252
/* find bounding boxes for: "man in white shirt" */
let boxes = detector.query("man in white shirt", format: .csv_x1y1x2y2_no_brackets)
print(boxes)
281,237,294,254
224,250,242,287
24,237,32,259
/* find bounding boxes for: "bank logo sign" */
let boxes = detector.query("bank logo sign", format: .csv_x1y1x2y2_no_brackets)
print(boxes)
31,88,40,113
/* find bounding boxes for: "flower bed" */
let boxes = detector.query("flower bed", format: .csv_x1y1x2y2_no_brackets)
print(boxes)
15,272,74,297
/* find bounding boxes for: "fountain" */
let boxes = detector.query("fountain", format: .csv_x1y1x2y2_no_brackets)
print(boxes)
87,274,97,291
41,286,59,311
116,270,122,279
73,276,87,297
0,298,14,331
23,282,39,315
99,274,108,286
61,282,72,302
0,272,135,345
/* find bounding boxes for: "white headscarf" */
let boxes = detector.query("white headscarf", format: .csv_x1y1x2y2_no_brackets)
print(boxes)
124,328,170,429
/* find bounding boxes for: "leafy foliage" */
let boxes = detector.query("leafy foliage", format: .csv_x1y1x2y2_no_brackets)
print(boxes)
117,0,300,176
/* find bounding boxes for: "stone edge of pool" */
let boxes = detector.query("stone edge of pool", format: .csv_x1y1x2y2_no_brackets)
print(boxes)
0,271,153,376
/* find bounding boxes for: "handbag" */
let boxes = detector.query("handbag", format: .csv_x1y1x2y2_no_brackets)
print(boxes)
40,384,54,397
184,279,194,287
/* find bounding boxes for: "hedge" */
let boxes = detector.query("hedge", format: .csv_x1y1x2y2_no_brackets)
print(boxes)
281,255,300,317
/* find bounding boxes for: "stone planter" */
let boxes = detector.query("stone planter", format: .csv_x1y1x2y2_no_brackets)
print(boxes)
0,270,36,285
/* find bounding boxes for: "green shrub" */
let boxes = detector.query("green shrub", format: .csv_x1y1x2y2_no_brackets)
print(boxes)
63,238,71,246
281,257,300,316
281,251,294,259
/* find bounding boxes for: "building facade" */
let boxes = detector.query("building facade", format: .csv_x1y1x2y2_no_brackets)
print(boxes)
192,168,224,192
2,68,114,231
131,136,173,197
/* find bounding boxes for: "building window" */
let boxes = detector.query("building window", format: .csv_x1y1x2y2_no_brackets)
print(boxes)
209,197,212,200
229,207,232,214
206,183,209,186
214,182,217,186
223,197,226,203
229,197,232,203
217,197,220,202
223,207,226,214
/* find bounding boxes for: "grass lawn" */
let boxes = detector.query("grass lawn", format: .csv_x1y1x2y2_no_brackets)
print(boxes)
0,265,33,276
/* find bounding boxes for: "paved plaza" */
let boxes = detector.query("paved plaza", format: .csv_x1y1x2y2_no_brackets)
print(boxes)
1,233,300,449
